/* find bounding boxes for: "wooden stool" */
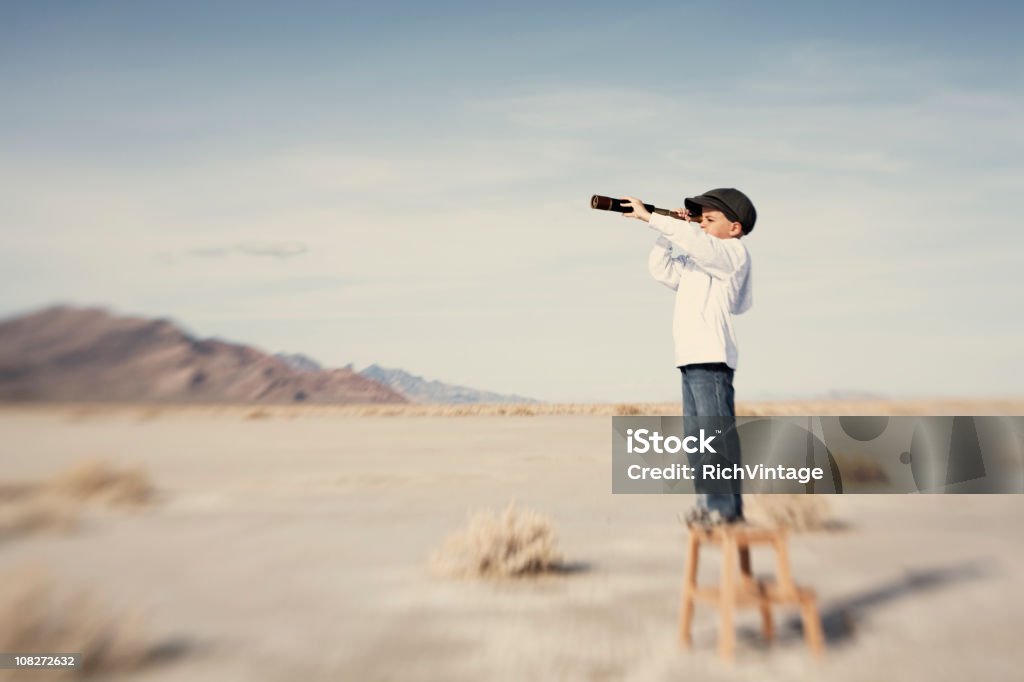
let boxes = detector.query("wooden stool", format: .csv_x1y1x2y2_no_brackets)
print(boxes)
678,524,825,661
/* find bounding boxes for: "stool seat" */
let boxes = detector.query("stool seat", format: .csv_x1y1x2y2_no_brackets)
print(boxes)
687,524,787,545
678,522,825,661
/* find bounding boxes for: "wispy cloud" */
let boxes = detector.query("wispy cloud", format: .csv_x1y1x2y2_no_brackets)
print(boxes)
178,241,308,261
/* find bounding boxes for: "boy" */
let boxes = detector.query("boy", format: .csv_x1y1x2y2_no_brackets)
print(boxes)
621,188,756,524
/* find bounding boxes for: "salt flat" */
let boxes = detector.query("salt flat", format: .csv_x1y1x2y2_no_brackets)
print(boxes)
1,406,1023,681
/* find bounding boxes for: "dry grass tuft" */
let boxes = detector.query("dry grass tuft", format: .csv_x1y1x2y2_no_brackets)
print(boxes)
1,460,156,541
64,406,101,423
0,483,34,504
0,564,153,680
431,502,563,579
832,453,890,484
13,398,1024,420
745,494,832,532
43,459,155,508
0,497,78,539
136,407,163,422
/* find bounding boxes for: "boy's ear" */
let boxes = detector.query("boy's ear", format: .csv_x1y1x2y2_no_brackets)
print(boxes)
730,222,743,238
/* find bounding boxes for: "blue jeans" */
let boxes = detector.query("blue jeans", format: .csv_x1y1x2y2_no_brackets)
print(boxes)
681,363,744,520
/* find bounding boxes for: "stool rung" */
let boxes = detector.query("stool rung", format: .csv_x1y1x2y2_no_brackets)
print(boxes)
692,581,815,607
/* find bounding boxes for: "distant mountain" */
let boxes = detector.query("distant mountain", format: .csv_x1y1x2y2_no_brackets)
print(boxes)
360,364,536,404
274,353,323,373
0,306,407,405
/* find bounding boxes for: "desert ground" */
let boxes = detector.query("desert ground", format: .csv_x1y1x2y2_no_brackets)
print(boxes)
2,402,1024,681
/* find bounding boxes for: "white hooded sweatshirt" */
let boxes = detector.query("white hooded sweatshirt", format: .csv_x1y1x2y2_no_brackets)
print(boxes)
646,213,752,369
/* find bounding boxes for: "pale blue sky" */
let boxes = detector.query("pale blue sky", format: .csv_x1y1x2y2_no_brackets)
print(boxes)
2,1,1022,402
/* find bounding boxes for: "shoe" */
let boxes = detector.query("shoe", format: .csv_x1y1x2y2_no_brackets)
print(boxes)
681,506,745,528
682,506,720,527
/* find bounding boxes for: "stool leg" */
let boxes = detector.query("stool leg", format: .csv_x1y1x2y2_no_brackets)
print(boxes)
678,530,700,648
718,535,738,661
738,544,773,642
800,595,825,657
759,595,774,643
739,544,773,641
738,546,753,584
772,533,797,599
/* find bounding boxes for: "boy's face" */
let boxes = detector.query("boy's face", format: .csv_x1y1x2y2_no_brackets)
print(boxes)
698,209,743,240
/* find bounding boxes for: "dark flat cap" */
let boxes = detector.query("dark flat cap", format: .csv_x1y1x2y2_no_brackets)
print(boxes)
684,188,757,234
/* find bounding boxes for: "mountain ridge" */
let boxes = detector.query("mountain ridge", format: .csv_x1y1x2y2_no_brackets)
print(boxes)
0,306,537,405
360,364,536,404
0,306,405,405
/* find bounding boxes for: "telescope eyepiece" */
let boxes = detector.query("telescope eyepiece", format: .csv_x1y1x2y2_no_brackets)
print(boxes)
591,195,629,213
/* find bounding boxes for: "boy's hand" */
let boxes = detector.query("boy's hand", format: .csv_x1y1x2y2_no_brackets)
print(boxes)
671,207,699,222
620,196,652,223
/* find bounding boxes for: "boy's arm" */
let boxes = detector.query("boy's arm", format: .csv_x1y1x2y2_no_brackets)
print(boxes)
647,213,745,280
648,235,684,290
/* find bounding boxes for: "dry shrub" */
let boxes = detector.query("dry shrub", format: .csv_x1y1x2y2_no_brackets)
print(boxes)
136,407,163,422
64,406,100,423
832,453,889,484
1,461,155,541
337,402,678,417
0,565,152,680
432,502,563,579
0,483,34,504
0,498,77,539
745,494,831,532
24,398,1024,420
43,459,155,508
